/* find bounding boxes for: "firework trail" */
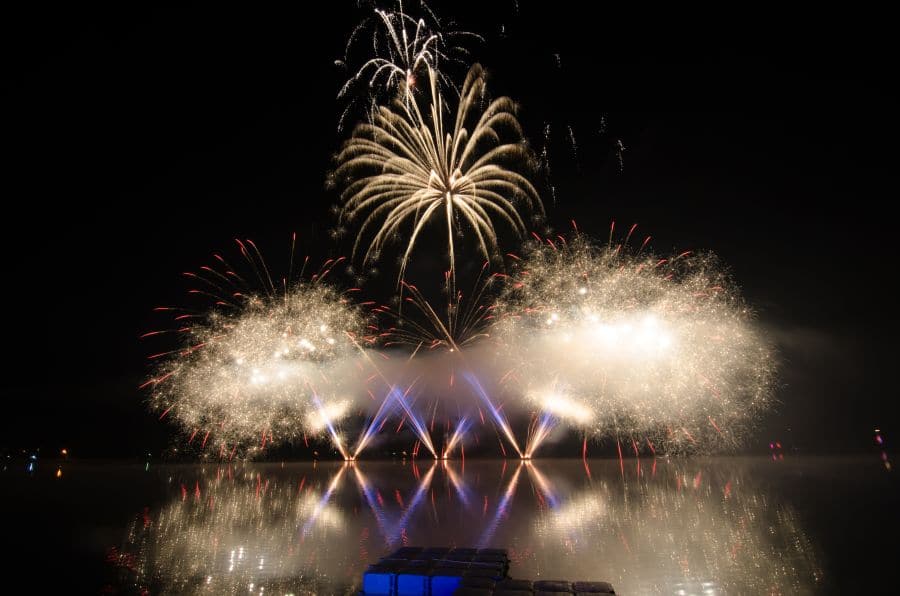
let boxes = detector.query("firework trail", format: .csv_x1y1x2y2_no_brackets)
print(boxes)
495,228,774,454
337,0,483,130
463,371,523,458
521,380,595,457
333,63,543,285
442,414,470,458
376,384,437,458
525,411,556,459
142,238,374,458
352,384,406,459
380,262,497,352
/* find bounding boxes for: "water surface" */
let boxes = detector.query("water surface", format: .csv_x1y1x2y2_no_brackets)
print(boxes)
4,456,895,593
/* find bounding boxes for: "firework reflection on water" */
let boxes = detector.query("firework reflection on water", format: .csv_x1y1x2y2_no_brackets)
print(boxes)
113,458,821,594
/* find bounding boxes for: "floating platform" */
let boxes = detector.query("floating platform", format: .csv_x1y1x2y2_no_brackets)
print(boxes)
361,546,615,595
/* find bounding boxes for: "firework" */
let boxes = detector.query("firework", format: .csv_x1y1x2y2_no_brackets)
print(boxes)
464,371,523,458
337,1,482,129
379,264,497,353
333,63,543,283
370,267,518,459
353,382,437,459
495,229,775,454
142,239,374,457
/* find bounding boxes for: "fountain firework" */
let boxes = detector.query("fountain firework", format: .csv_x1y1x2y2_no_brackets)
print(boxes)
374,266,517,459
352,382,438,460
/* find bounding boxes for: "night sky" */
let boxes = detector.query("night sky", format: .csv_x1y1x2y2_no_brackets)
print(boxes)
3,2,897,457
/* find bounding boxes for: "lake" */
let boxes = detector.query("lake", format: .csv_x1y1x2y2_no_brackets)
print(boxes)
2,456,895,593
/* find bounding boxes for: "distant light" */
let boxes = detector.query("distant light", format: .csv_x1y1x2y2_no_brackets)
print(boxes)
56,467,62,478
61,448,68,456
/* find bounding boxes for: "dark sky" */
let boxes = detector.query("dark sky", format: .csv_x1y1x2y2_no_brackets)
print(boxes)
2,2,896,456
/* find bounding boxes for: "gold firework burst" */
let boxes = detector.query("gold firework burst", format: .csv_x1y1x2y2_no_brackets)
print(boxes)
334,64,543,283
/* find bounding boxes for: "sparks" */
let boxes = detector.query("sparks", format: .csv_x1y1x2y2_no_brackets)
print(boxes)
334,64,542,284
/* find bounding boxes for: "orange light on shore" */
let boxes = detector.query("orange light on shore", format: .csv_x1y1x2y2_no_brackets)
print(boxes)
56,467,62,478
61,448,68,457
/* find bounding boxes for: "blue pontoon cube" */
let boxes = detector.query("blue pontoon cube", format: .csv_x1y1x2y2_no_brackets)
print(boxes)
430,568,465,596
397,570,430,595
362,564,395,595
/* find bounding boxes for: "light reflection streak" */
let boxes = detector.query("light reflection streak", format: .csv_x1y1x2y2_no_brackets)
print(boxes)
352,463,436,548
300,463,347,537
476,461,524,548
443,461,472,508
525,461,560,509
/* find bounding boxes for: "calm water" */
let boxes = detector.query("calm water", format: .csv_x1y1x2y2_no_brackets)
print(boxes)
2,456,896,594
